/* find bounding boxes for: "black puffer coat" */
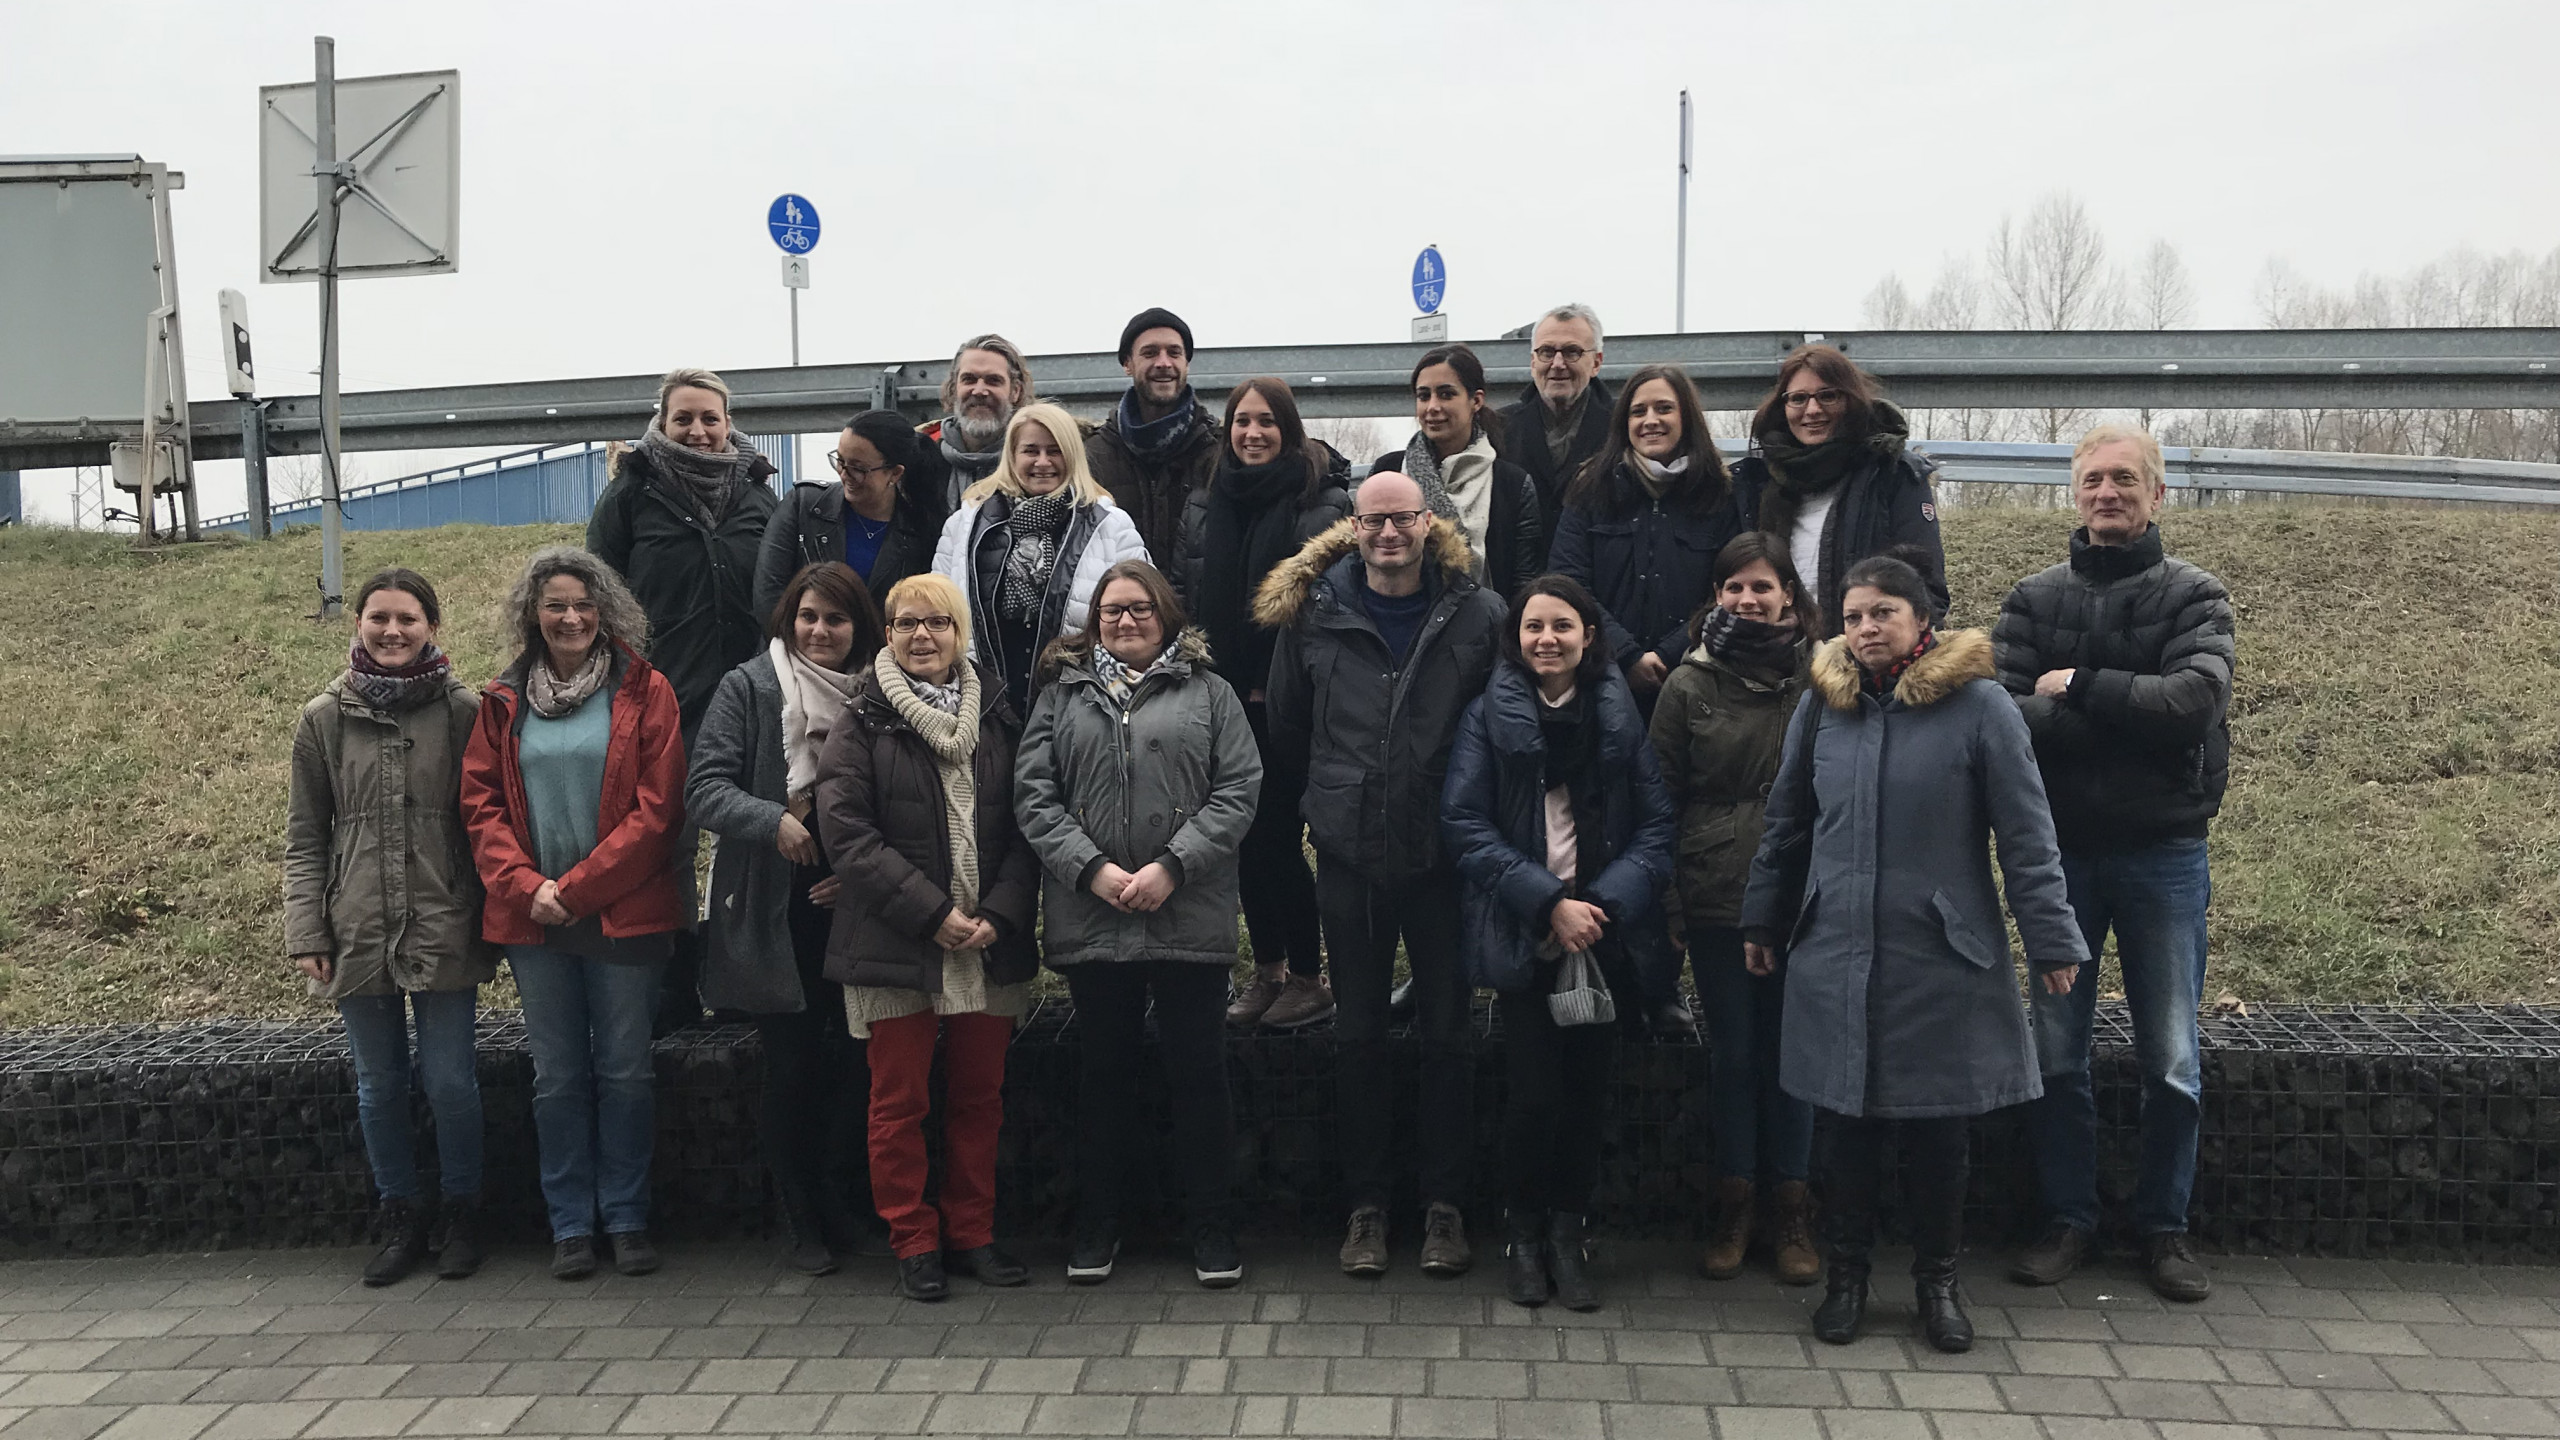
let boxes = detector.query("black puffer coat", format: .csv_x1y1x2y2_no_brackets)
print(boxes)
1257,517,1506,880
1992,524,2235,853
1546,459,1743,675
753,477,944,618
1088,396,1223,580
587,446,779,732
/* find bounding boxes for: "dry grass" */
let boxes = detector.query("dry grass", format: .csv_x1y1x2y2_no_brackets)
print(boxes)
1,506,2556,1024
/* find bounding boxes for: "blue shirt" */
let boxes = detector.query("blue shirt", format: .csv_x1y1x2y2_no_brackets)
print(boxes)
518,692,612,879
1357,577,1431,667
843,510,888,582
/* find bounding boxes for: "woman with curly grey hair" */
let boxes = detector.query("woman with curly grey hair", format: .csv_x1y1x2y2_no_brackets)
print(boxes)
460,546,687,1281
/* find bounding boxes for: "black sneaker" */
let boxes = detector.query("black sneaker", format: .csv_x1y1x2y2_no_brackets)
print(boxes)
2143,1233,2212,1302
898,1251,949,1302
550,1235,598,1281
1066,1227,1119,1286
945,1244,1029,1287
435,1198,485,1280
362,1198,429,1288
607,1229,661,1277
2008,1223,2089,1287
1193,1230,1244,1289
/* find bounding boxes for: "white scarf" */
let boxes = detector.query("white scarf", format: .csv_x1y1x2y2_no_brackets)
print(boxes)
771,638,862,804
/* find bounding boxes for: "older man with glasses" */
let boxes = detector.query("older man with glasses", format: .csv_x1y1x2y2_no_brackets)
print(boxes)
1497,303,1613,538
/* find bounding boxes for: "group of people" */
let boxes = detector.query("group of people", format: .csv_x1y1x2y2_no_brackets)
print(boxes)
283,304,2234,1351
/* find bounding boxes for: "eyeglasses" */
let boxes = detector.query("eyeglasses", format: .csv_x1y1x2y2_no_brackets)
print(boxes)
1532,346,1593,366
1783,388,1846,411
1098,601,1157,623
1352,510,1426,534
889,615,956,636
830,453,896,480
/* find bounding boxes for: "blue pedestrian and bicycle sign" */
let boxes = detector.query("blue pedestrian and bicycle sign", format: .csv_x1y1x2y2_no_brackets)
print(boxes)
768,194,820,253
1411,246,1445,315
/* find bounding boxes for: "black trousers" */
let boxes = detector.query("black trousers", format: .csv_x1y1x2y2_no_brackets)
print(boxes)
1237,702,1323,976
1320,860,1473,1210
751,863,868,1228
1818,1111,1970,1265
1496,985,1617,1215
1063,962,1235,1235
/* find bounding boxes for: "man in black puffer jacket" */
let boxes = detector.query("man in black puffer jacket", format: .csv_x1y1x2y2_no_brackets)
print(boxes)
1992,424,2233,1307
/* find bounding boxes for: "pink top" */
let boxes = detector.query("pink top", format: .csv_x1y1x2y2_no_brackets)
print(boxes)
1540,685,1578,883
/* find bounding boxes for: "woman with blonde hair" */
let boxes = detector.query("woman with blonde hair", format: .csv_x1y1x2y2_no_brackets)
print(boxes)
817,570,1042,1301
930,402,1149,715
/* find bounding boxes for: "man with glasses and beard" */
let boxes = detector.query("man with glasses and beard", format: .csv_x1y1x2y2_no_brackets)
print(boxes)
1496,303,1613,540
1088,308,1222,586
923,335,1037,513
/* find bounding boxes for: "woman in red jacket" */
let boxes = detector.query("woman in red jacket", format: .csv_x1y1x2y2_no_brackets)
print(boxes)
461,546,688,1282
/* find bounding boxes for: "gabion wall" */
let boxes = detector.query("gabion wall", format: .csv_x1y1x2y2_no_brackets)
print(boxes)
6,1003,2558,1260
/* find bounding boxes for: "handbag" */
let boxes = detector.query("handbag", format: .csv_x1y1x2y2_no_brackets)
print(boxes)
1547,947,1617,1028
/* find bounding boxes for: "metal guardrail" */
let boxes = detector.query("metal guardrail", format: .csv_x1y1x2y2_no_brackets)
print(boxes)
5,327,2557,469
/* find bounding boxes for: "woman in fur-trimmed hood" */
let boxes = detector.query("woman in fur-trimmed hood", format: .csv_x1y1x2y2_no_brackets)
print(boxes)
1739,547,2087,1355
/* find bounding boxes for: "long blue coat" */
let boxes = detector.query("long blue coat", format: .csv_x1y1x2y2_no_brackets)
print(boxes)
1741,629,2089,1119
1441,660,1677,994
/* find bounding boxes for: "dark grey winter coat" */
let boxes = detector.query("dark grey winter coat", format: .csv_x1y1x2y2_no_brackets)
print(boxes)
1014,629,1263,967
1741,630,2089,1119
686,651,820,1014
587,446,779,732
1992,524,2234,854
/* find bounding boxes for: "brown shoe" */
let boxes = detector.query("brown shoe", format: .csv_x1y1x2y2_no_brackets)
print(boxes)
1418,1203,1471,1277
1768,1180,1820,1286
1700,1177,1753,1280
1261,972,1336,1029
1226,972,1285,1027
1339,1206,1389,1276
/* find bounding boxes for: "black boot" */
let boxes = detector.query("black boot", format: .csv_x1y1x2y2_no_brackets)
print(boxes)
363,1198,430,1287
1502,1210,1548,1308
435,1196,485,1279
780,1193,837,1277
1914,1254,1973,1353
1545,1212,1600,1313
1811,1245,1870,1344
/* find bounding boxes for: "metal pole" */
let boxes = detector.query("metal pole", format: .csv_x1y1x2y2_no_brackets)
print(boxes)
315,35,345,616
1676,89,1692,334
242,401,272,539
790,289,801,367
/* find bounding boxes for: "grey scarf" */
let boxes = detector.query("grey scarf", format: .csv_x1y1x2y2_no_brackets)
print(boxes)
639,427,763,523
999,488,1076,619
526,644,611,719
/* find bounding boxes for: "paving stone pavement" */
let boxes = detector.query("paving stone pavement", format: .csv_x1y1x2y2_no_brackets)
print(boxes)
7,1240,2560,1439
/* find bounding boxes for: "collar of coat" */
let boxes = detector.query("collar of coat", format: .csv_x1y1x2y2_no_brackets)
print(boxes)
1044,626,1214,686
1249,514,1479,628
2070,522,2166,580
1809,627,1994,711
1481,659,1646,764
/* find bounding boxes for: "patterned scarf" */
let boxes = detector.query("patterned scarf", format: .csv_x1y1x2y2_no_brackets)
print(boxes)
771,637,862,804
1089,641,1177,705
871,648,983,921
1861,626,1938,698
526,643,611,719
999,488,1077,619
1698,606,1801,678
345,639,451,713
639,427,763,524
1115,386,1199,462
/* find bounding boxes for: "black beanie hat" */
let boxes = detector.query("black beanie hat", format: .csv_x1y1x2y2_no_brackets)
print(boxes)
1117,307,1195,363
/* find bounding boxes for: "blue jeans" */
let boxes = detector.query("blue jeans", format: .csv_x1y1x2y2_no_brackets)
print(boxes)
2027,838,2211,1236
1692,926,1814,1183
339,989,484,1202
509,946,664,1240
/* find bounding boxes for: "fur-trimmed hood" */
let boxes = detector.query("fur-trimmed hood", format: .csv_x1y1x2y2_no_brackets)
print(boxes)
1250,515,1479,628
1810,628,1994,711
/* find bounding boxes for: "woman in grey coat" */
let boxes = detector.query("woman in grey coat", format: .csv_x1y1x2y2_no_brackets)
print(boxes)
1015,560,1263,1290
1742,549,2087,1355
687,562,885,1276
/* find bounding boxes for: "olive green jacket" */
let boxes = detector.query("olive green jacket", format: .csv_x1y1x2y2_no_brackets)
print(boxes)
1647,641,1808,929
283,673,497,1000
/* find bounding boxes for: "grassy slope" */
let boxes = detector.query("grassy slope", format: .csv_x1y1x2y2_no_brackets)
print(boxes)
0,508,2553,1024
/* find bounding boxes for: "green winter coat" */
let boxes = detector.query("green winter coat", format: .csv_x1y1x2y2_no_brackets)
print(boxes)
1647,639,1808,929
283,673,496,1001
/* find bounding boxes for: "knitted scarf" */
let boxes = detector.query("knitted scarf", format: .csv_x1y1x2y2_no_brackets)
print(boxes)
771,638,861,804
1861,626,1939,698
1698,606,1802,679
1197,451,1308,688
1750,400,1910,542
1400,428,1497,569
940,416,1003,475
1115,387,1199,463
871,648,983,924
639,427,764,524
345,639,452,713
526,644,611,719
999,488,1077,620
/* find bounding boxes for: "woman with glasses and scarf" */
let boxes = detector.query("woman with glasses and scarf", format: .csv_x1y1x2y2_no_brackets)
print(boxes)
755,410,948,622
931,403,1150,718
1741,547,2086,1353
1728,345,1948,637
1373,343,1547,599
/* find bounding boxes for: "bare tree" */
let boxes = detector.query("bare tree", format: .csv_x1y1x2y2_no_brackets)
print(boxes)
265,454,370,510
2131,239,2198,330
1986,192,2123,331
1863,274,1918,330
1305,417,1391,465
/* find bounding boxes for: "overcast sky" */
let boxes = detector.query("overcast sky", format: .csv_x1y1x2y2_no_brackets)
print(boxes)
9,0,2558,522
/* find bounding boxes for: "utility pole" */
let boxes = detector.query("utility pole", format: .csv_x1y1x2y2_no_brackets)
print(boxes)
314,35,346,617
1675,89,1692,334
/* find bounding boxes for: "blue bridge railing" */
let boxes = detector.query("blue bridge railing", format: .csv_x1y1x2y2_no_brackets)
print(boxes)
204,436,805,534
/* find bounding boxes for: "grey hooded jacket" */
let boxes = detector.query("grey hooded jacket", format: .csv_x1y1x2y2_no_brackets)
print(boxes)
1013,628,1263,967
1740,629,2089,1119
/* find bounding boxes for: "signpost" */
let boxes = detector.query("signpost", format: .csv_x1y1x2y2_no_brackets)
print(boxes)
1411,245,1447,342
769,193,819,366
1676,89,1692,333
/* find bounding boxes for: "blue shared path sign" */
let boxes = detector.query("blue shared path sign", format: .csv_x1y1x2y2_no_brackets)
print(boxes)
768,194,820,254
1411,246,1445,315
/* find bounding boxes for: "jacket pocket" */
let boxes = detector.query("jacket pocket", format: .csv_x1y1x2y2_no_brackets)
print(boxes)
1932,890,2000,969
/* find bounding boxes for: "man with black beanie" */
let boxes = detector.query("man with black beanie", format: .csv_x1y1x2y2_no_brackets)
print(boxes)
1087,307,1221,585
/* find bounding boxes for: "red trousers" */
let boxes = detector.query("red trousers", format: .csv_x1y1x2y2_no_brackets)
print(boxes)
864,1010,1012,1258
